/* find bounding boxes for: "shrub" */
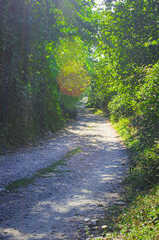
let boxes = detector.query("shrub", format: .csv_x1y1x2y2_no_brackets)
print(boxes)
108,93,136,121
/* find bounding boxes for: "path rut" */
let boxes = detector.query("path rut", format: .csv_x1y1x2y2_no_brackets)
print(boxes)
0,109,128,240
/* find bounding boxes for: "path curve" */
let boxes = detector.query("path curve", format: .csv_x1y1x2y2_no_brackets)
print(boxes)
0,109,128,240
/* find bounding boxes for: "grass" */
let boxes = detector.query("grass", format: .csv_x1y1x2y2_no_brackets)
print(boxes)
36,159,66,176
117,186,159,240
5,177,36,191
5,147,82,192
65,147,82,158
88,185,159,240
87,182,159,240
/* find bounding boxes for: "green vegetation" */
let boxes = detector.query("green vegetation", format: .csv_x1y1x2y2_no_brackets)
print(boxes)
0,0,158,238
112,114,158,190
116,186,159,240
0,0,95,152
65,147,82,158
5,177,36,191
89,185,159,240
36,159,67,176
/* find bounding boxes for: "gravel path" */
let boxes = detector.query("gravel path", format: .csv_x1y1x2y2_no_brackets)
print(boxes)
0,109,128,240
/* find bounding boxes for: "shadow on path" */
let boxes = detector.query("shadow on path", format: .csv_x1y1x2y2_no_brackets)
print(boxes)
0,109,128,240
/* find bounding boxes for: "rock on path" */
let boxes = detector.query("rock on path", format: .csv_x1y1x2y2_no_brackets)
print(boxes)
0,109,128,240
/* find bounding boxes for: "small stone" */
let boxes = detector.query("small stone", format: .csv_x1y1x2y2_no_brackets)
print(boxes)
101,225,107,229
98,203,103,207
89,219,97,227
94,237,103,240
84,218,90,222
116,201,125,205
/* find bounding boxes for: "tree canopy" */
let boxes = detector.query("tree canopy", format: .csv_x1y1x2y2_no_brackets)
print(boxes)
0,0,95,149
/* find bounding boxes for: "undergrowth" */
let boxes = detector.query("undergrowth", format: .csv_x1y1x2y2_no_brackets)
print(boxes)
112,117,159,189
117,186,159,240
96,185,159,240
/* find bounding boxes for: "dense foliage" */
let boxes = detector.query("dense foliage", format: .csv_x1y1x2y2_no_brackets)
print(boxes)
0,0,95,151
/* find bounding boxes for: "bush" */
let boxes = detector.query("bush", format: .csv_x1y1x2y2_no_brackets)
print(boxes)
135,62,159,144
108,93,136,121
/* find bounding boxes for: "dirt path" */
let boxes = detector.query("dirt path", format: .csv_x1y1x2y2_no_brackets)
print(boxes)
0,109,128,240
